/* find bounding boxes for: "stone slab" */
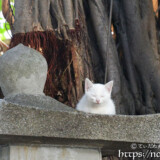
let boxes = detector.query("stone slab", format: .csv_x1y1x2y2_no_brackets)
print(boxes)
0,145,101,160
0,95,160,155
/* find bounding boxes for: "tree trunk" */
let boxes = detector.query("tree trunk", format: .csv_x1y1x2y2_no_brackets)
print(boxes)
6,0,160,115
9,0,94,108
121,0,160,114
2,0,160,159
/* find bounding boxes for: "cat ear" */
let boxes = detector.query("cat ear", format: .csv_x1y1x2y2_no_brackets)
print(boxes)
105,81,113,94
85,78,93,92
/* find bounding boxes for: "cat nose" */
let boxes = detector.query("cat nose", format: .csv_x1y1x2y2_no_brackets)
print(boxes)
96,99,100,103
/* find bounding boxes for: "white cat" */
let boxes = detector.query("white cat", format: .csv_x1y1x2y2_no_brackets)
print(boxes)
76,78,116,115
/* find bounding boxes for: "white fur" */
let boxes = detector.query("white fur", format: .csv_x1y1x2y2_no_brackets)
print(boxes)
76,78,116,115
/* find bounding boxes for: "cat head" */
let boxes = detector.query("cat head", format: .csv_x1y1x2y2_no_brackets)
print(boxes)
85,78,113,104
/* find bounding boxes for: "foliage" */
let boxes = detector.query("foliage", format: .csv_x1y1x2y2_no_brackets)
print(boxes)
0,0,14,40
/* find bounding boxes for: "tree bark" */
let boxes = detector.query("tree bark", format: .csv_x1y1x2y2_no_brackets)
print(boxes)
121,0,160,114
9,0,94,108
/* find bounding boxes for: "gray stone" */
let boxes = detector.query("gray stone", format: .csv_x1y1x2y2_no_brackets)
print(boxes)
0,99,6,106
0,44,48,97
0,98,160,156
0,145,102,160
0,146,9,160
4,94,74,111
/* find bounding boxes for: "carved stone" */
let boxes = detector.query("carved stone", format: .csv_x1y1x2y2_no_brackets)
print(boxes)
0,44,48,97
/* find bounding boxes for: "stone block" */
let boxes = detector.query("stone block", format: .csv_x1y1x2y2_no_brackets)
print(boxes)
0,44,47,97
0,145,101,160
0,95,159,156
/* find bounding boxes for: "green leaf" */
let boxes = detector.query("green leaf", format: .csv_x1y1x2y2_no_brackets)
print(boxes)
0,0,14,40
0,33,6,40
